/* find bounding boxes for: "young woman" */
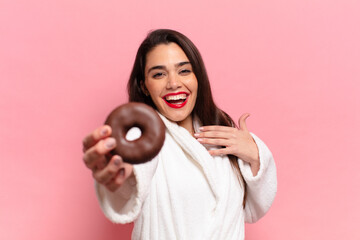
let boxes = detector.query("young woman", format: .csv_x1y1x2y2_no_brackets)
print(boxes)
82,29,277,239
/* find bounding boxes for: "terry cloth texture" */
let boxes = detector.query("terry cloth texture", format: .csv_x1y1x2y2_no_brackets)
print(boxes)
95,114,277,240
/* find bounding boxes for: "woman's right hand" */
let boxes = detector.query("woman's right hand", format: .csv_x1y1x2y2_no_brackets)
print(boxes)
82,125,134,192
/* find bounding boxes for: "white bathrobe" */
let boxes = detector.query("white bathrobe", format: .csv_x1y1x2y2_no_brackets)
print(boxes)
95,115,277,240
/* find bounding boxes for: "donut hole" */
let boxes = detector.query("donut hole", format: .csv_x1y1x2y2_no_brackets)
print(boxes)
125,126,142,141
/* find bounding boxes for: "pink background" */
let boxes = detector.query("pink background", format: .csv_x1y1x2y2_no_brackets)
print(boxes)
1,0,359,239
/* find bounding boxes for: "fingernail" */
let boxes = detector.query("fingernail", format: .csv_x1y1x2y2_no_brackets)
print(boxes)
194,133,200,137
100,127,108,136
197,138,203,142
105,138,115,149
199,127,204,131
114,157,121,166
119,168,125,177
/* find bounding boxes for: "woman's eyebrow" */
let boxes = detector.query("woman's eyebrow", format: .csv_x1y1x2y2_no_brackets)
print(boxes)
147,65,166,73
176,61,191,67
147,61,191,74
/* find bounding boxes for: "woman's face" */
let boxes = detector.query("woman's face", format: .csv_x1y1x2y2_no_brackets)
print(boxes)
144,43,198,127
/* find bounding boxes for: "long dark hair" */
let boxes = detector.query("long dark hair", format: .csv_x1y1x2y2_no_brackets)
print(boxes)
127,29,246,206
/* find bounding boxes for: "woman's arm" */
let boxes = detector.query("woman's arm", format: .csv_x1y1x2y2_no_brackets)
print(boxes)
194,114,277,222
82,125,160,224
239,133,277,223
95,155,160,223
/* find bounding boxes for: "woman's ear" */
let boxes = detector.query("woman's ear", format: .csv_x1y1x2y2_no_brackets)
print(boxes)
140,81,149,96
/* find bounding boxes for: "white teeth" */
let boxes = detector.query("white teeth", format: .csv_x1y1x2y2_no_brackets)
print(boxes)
165,94,187,101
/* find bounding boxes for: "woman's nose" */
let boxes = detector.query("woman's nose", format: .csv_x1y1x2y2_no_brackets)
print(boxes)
166,73,181,89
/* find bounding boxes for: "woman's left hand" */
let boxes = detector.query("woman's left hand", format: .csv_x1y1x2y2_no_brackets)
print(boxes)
194,113,260,173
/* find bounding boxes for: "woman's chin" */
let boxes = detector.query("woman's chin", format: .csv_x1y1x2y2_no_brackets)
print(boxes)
165,115,186,123
162,111,191,124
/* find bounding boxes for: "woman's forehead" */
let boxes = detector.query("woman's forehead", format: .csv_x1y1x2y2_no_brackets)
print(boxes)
145,43,190,68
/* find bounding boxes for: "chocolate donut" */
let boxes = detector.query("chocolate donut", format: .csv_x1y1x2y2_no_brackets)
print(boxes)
105,102,166,164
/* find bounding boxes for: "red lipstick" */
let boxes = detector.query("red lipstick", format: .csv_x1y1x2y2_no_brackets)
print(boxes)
162,92,189,109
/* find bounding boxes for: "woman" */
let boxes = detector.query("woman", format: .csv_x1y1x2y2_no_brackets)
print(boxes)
82,29,277,239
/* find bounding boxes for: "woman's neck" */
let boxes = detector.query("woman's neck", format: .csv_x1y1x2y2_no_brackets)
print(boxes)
177,115,194,136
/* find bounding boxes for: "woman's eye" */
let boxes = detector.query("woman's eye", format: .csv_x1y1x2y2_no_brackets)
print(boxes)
153,72,164,78
179,69,191,75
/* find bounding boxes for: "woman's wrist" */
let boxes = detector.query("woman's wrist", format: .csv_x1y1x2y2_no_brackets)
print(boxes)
247,140,260,176
249,158,260,176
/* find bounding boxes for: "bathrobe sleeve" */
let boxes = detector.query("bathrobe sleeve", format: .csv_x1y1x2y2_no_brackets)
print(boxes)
95,155,159,224
238,133,277,223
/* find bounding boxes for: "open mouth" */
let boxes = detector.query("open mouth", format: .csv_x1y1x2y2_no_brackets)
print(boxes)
162,92,189,108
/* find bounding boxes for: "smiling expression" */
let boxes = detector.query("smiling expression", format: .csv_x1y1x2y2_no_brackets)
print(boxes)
144,43,198,130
